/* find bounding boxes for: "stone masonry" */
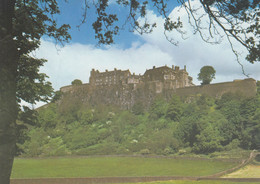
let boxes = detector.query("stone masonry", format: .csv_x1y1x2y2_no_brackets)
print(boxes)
60,65,257,109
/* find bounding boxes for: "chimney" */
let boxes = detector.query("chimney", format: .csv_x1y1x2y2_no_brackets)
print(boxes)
153,66,156,69
106,69,108,72
175,66,179,71
91,69,95,74
184,65,186,71
172,65,174,70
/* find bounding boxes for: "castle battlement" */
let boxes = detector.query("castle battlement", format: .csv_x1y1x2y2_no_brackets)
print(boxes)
89,68,131,86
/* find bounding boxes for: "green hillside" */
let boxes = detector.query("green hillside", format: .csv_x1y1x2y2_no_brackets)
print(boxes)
16,82,260,157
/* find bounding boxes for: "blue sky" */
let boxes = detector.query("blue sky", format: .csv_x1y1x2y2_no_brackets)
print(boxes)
53,0,181,47
36,0,260,98
54,0,139,46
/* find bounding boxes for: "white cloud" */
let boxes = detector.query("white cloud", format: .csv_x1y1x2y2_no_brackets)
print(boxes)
36,40,173,91
136,0,260,84
35,0,260,93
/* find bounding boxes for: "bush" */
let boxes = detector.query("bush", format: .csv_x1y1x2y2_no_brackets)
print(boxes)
71,79,82,85
224,139,240,151
41,137,70,156
178,147,192,155
74,142,124,155
140,149,150,155
19,128,48,157
255,154,260,162
163,147,174,155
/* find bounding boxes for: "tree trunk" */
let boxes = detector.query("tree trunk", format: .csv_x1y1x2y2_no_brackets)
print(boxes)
0,0,17,184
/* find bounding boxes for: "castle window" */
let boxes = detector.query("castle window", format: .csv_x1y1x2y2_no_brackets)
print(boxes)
164,75,170,80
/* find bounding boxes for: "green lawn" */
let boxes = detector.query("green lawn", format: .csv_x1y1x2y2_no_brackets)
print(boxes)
11,156,237,179
121,181,260,184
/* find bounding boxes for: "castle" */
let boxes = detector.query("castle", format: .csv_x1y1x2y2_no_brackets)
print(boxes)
60,65,257,109
89,65,194,90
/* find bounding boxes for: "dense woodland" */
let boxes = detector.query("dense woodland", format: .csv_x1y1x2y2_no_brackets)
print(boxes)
16,81,260,157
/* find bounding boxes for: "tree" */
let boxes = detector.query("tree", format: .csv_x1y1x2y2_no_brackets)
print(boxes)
198,66,216,85
166,95,183,121
132,101,145,115
71,79,83,85
0,0,259,183
149,96,167,120
0,1,70,183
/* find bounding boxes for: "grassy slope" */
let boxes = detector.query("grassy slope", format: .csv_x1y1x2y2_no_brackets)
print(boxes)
11,156,237,179
223,165,260,178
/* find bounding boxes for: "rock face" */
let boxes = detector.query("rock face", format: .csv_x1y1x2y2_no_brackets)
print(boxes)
60,65,257,109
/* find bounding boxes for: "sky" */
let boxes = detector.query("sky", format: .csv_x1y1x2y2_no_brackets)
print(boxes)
34,0,260,94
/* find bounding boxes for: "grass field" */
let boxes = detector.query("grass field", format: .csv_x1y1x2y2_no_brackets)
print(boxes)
120,181,260,184
11,156,237,179
223,165,260,178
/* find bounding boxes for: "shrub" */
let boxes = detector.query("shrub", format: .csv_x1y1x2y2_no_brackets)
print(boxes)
140,149,150,155
41,137,69,156
71,79,82,85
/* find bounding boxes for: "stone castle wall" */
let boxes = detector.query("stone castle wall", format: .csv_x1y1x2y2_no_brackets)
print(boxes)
174,78,257,98
60,78,257,110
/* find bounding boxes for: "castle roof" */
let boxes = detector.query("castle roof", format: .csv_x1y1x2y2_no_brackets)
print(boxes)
144,66,173,76
95,69,130,76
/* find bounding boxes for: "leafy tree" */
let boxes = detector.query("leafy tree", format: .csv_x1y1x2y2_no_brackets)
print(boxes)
146,129,179,155
198,66,216,85
37,103,58,129
41,136,69,157
193,125,222,154
166,95,183,121
216,92,244,109
132,101,145,115
176,114,201,147
76,109,94,125
257,81,260,96
19,128,48,157
15,106,38,155
71,79,83,85
219,100,242,138
0,1,70,182
250,109,260,150
51,91,63,103
149,96,167,120
1,0,259,183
